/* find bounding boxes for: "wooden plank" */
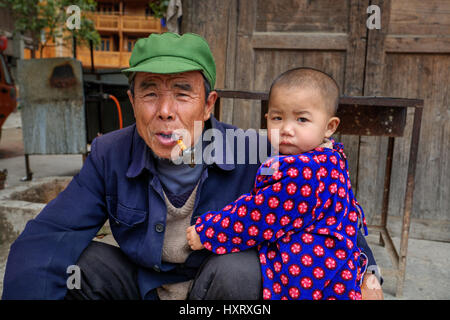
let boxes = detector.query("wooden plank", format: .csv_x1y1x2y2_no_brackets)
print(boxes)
398,106,424,295
343,0,370,96
339,96,423,107
371,215,450,242
181,0,230,89
338,0,369,191
222,0,239,124
216,89,418,137
233,0,259,129
383,56,420,229
384,54,450,228
255,0,349,33
389,0,450,36
181,0,238,124
216,90,267,100
216,90,423,108
251,32,348,50
385,36,450,53
252,50,347,96
357,0,393,226
367,225,399,269
336,105,406,137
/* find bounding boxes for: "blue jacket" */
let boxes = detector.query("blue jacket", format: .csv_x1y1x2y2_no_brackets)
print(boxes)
2,116,376,299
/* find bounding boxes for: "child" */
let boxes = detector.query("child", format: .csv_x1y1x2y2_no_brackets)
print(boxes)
187,67,368,300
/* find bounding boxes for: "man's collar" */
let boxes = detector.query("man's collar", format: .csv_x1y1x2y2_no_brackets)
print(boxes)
126,126,155,178
126,115,235,179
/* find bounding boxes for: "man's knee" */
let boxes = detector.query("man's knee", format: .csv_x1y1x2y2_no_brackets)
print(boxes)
189,250,262,300
208,251,260,283
65,241,140,300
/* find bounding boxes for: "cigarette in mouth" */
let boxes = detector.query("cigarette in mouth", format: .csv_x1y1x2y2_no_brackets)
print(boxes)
177,138,187,151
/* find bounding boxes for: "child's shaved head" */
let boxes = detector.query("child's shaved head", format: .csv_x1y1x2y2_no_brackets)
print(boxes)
269,67,340,116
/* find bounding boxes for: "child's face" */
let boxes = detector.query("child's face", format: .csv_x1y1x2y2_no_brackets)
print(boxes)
266,86,339,155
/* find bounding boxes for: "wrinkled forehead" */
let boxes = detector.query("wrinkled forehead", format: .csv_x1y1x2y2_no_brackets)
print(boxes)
134,70,204,87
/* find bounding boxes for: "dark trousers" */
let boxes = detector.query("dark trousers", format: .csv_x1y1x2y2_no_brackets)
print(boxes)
65,241,262,300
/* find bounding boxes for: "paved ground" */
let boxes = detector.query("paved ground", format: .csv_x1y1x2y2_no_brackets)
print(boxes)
0,110,449,300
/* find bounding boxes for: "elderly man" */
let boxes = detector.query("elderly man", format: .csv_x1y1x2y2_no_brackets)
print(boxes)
2,32,382,300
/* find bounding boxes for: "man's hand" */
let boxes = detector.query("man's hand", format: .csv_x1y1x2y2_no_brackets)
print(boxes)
186,225,204,250
361,273,384,300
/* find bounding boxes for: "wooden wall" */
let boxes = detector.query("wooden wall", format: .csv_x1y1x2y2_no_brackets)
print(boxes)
182,0,450,241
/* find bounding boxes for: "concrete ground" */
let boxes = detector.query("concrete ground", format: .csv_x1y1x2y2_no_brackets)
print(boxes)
0,110,449,300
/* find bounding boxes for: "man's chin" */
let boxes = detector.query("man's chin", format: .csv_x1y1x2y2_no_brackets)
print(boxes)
151,148,175,161
150,142,186,162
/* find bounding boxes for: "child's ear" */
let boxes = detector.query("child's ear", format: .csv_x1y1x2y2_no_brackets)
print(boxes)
325,117,340,138
265,113,268,119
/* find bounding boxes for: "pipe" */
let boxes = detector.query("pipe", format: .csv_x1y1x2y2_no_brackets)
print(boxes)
88,93,124,130
106,94,123,129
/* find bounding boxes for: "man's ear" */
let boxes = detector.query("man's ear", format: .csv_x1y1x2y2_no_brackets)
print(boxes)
325,116,340,138
204,90,218,120
127,90,136,116
127,90,134,107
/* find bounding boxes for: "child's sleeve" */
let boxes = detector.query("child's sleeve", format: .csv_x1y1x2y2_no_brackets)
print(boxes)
194,155,321,255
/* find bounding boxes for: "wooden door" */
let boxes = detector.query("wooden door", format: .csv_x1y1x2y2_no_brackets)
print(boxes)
359,0,450,240
231,0,369,191
182,0,450,240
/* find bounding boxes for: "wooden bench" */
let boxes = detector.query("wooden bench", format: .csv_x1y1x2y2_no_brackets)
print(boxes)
214,90,424,297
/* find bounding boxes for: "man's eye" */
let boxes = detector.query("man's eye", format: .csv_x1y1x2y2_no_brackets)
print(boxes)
145,92,157,97
297,117,308,123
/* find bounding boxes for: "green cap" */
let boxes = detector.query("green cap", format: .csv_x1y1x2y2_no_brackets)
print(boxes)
122,32,216,88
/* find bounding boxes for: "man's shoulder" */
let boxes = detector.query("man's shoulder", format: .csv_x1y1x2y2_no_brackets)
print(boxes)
91,124,136,156
95,123,136,143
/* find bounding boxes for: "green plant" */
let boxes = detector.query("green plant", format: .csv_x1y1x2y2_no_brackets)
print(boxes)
148,0,169,19
0,0,100,58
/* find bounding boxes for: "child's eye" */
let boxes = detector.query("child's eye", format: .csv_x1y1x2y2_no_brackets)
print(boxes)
272,116,282,121
297,117,308,123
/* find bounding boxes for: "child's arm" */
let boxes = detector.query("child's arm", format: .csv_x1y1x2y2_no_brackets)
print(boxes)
190,155,322,254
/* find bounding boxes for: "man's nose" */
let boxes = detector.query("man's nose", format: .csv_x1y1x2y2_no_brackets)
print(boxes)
157,94,175,120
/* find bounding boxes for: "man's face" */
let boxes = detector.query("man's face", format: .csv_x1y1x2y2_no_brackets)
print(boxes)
128,71,217,159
